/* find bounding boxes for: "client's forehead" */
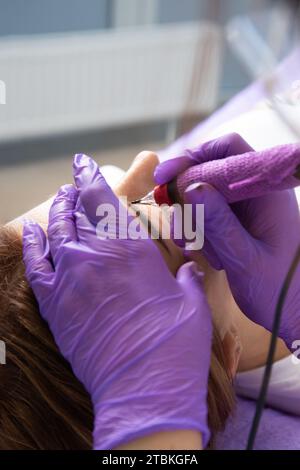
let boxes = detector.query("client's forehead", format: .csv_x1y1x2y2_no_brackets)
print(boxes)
7,197,54,233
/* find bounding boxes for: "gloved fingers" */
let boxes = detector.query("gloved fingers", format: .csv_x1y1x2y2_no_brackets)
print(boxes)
47,184,78,264
154,155,196,185
23,220,54,295
198,132,253,161
154,133,254,185
73,154,143,242
200,238,223,270
73,154,124,225
184,182,256,273
176,261,212,328
74,209,102,245
170,200,223,269
176,260,204,288
73,154,102,193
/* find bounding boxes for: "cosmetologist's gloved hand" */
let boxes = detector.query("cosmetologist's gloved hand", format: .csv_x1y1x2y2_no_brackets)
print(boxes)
154,133,300,350
22,154,212,450
155,133,251,186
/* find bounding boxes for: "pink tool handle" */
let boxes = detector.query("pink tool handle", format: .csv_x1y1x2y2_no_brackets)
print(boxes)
176,143,300,204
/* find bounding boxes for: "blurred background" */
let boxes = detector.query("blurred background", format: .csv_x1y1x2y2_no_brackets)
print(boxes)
0,0,298,222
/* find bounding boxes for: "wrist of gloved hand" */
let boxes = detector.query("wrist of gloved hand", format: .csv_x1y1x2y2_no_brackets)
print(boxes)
91,283,211,449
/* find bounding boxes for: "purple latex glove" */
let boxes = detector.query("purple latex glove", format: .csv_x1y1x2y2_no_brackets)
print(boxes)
22,154,212,450
154,133,300,350
155,133,251,186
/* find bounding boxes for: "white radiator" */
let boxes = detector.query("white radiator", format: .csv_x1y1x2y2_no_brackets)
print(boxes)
0,22,221,143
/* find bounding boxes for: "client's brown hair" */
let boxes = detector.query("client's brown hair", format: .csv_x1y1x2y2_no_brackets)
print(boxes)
0,225,234,449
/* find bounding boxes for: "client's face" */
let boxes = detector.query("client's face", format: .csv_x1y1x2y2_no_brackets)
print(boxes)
115,151,242,377
9,151,242,378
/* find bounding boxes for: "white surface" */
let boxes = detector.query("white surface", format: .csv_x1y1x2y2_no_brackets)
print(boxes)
207,105,300,151
235,354,300,416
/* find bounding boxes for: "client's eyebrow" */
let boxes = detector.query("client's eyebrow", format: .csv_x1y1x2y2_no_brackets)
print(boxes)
130,203,171,255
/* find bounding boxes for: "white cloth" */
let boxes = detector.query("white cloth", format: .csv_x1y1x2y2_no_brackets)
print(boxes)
235,354,300,416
